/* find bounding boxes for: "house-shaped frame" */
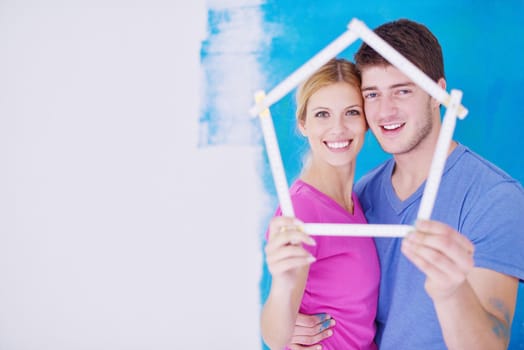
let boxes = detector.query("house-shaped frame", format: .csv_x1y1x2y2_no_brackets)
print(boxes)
250,18,467,237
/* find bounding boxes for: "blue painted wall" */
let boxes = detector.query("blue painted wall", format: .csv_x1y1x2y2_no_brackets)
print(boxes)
202,1,524,348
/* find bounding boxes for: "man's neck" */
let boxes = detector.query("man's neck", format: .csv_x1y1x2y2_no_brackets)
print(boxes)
391,140,458,201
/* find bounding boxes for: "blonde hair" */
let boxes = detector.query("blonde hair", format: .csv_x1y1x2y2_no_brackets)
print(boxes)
295,58,361,125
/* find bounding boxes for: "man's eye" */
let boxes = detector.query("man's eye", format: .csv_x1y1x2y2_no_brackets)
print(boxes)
315,111,330,118
397,89,412,96
364,92,377,99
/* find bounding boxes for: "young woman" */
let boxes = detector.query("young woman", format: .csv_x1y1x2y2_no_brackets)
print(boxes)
261,58,379,350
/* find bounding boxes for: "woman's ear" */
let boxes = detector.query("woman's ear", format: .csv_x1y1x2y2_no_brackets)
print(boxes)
298,120,307,137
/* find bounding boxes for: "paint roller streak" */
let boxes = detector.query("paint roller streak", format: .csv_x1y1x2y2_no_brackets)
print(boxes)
200,2,268,146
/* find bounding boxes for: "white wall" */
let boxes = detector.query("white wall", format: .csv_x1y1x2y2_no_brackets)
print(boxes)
0,1,264,349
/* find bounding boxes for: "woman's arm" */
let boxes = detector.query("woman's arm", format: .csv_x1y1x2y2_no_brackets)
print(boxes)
261,217,316,350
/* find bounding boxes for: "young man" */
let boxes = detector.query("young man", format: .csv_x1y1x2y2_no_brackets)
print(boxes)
288,19,524,349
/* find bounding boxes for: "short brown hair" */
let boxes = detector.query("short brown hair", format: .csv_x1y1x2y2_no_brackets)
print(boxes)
296,58,361,124
354,19,444,82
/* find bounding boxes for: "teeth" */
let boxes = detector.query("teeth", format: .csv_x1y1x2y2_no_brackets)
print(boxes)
383,123,403,130
326,141,350,149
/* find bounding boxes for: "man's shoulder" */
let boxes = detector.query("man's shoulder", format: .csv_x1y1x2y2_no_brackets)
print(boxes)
445,145,524,218
454,145,522,188
355,159,393,193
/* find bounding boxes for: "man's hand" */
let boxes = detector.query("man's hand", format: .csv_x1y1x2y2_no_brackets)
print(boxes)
402,219,518,349
287,313,335,350
401,219,475,301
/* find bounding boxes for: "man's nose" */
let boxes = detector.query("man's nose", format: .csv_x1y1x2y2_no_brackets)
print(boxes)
377,95,397,118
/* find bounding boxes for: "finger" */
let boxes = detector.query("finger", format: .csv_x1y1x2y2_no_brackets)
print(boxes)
290,327,333,346
411,220,474,264
295,313,331,327
402,237,470,283
288,344,323,350
415,220,475,255
267,229,316,249
404,231,473,273
268,217,304,240
293,317,335,336
268,255,316,275
288,344,324,350
266,249,315,274
266,245,313,261
265,241,313,262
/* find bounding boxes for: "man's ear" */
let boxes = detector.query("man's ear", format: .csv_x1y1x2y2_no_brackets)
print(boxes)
432,78,447,109
438,77,446,90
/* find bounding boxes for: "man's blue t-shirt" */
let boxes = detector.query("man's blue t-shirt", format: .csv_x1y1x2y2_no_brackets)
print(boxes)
354,143,524,349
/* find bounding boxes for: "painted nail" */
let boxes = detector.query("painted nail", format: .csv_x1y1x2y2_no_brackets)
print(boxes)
316,313,328,322
320,319,331,331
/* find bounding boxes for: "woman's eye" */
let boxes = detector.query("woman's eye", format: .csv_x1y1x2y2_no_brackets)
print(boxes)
346,109,361,116
314,111,330,118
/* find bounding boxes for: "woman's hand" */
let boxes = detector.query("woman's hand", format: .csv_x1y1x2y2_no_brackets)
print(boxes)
265,216,316,290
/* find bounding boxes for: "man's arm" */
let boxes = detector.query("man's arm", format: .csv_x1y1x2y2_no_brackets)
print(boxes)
402,219,518,350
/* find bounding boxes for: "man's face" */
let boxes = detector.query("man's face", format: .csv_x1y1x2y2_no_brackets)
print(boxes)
360,65,438,156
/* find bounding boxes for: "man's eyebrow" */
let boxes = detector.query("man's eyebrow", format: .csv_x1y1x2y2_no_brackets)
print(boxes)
361,82,416,92
391,82,416,89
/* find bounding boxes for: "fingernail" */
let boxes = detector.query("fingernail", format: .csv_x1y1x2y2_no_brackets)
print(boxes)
320,319,331,331
307,237,317,246
307,255,316,263
316,313,329,321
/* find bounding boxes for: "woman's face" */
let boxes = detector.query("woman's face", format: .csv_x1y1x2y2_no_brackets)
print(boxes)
299,81,366,169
